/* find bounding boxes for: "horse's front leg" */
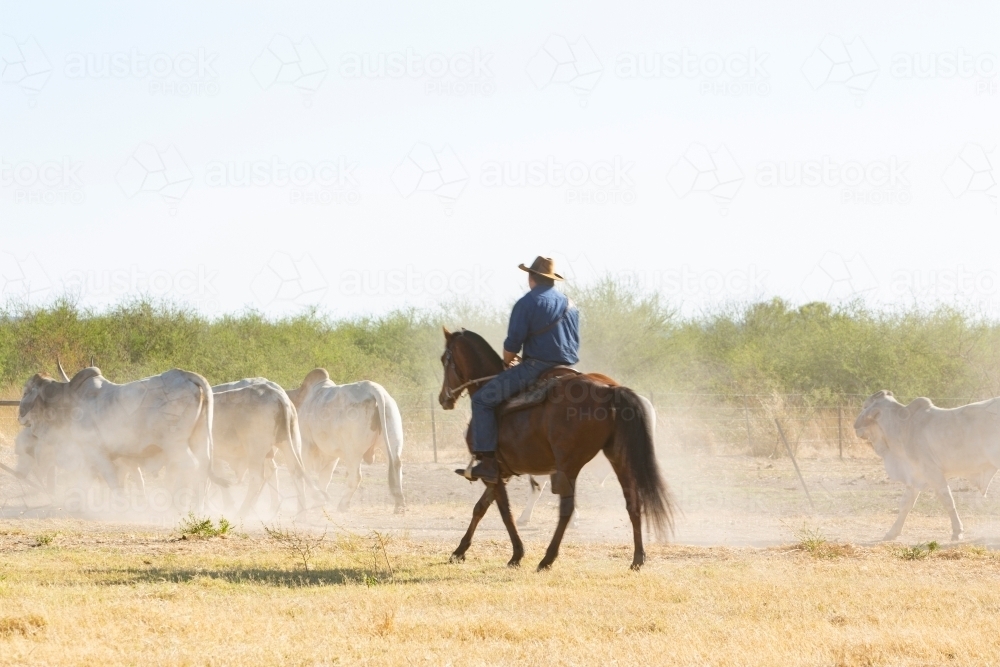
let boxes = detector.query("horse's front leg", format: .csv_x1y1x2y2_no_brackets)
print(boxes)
493,477,525,567
451,485,495,563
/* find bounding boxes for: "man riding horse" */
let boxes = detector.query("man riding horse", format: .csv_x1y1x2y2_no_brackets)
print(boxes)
439,256,671,570
461,256,580,484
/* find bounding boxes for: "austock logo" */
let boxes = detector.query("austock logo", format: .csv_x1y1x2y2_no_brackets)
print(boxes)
338,265,494,298
64,47,220,96
204,157,360,205
1,156,85,204
756,157,911,205
250,252,328,309
891,49,998,95
526,35,602,104
251,35,328,104
801,35,878,104
942,144,997,209
340,47,495,97
0,34,52,102
667,143,743,213
479,156,636,205
0,252,52,301
115,143,193,212
615,48,770,97
62,265,220,311
802,252,878,302
391,143,468,212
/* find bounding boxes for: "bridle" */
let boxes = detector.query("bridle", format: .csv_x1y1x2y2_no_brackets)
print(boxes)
441,335,498,403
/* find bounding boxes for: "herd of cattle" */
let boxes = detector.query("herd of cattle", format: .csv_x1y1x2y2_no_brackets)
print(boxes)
11,362,405,516
5,362,1000,543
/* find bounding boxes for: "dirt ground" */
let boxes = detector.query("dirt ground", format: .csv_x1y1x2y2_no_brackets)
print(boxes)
5,441,1000,550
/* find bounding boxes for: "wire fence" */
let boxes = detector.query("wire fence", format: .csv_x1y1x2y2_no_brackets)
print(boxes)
2,392,995,465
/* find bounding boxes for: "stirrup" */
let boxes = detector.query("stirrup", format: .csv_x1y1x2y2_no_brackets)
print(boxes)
456,458,475,481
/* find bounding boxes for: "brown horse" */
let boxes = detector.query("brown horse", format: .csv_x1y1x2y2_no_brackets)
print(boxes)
438,328,674,570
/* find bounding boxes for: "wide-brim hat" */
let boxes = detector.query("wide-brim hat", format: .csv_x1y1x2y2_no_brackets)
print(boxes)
519,256,564,281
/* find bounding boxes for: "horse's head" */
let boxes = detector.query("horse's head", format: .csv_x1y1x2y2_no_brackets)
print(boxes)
438,327,503,410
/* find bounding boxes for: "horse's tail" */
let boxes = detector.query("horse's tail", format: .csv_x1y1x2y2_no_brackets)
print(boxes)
372,384,406,512
611,387,674,539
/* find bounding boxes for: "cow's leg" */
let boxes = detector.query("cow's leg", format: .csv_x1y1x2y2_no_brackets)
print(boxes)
883,486,920,540
318,457,339,494
537,471,578,571
451,485,495,563
337,459,362,512
933,483,965,540
517,476,546,527
237,464,271,518
493,478,525,567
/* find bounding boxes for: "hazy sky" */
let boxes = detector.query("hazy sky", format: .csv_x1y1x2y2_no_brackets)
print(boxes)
1,1,998,318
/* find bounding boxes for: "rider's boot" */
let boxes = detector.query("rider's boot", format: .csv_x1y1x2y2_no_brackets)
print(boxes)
455,452,499,484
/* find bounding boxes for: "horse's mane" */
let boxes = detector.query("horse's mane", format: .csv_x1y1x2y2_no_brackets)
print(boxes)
458,329,503,367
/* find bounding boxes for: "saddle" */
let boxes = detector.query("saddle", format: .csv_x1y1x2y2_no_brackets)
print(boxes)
498,365,580,416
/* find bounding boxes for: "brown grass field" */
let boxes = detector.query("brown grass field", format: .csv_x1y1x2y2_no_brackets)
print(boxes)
3,524,1000,666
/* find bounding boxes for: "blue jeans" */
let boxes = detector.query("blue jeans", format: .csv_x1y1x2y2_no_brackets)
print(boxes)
471,358,557,453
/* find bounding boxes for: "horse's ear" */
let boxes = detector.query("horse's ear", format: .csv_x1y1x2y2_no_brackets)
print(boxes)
442,326,452,339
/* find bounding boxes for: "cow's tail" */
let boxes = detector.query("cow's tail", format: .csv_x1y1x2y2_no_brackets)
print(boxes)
373,384,405,513
189,372,230,488
276,392,327,506
609,387,674,539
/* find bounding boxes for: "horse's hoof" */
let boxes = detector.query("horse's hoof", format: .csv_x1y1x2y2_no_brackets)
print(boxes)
629,562,643,572
449,552,465,564
507,558,521,568
536,560,553,572
952,532,964,542
516,517,530,527
394,505,406,515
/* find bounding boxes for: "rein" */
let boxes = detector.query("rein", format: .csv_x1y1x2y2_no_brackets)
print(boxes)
443,374,497,402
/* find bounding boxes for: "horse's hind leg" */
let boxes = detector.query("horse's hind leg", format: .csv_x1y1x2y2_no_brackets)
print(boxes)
517,476,546,526
493,478,525,567
537,472,577,571
604,447,645,570
451,485,495,563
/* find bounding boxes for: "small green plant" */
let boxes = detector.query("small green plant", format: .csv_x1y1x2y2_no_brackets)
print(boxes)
796,526,827,554
33,533,57,547
264,522,327,572
899,541,939,560
178,513,231,539
794,526,854,559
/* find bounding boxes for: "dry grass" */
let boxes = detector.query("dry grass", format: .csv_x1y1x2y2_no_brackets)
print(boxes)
2,523,1000,665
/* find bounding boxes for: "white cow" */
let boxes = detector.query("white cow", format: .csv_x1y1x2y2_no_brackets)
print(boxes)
17,365,224,510
854,390,1000,541
517,394,656,526
286,368,405,513
210,378,318,516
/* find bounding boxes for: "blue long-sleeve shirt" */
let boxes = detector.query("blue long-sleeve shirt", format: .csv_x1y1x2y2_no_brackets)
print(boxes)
503,285,580,364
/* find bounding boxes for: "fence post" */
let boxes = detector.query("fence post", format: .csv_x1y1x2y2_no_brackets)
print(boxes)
429,392,438,463
742,395,753,452
837,406,843,460
775,419,815,510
